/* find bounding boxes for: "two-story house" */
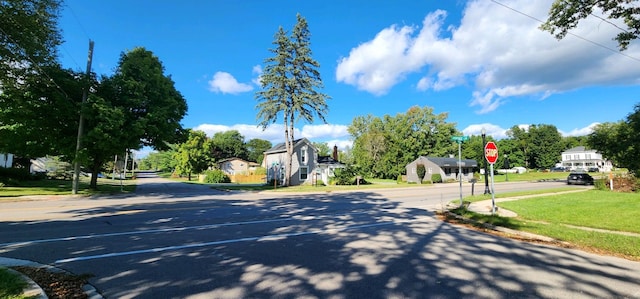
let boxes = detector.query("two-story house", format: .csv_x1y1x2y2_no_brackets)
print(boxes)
263,138,344,186
560,146,612,172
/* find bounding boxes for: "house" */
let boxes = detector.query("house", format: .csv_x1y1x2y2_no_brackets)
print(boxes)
406,156,478,183
217,158,258,175
560,146,612,172
263,138,345,186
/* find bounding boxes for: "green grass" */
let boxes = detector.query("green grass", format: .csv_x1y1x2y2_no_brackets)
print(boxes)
462,187,584,203
0,178,136,198
451,190,640,260
0,267,31,299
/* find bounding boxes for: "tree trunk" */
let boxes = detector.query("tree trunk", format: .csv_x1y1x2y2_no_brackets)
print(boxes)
89,160,101,190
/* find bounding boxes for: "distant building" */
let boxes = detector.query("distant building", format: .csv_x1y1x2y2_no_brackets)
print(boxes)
217,158,258,175
560,146,612,172
0,153,13,168
406,156,478,183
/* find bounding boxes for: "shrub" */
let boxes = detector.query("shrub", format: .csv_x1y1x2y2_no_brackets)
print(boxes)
416,164,426,183
594,179,607,191
254,167,267,175
431,173,442,183
202,170,230,184
396,174,403,184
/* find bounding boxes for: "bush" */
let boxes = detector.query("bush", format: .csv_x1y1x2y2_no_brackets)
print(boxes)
396,174,403,184
594,179,607,191
202,170,231,184
333,166,369,185
431,173,442,184
416,164,426,183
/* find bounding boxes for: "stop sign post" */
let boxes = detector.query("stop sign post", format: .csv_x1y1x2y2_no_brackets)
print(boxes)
484,141,498,214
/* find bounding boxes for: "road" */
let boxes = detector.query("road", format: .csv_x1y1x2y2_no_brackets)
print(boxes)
1,173,638,298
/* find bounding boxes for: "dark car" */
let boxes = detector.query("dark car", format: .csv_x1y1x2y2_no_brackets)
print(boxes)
567,172,594,185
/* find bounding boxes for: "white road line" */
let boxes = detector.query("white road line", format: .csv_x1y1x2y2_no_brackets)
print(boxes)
54,221,393,264
0,211,372,248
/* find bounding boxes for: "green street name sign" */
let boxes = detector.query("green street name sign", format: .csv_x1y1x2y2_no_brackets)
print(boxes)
451,136,469,142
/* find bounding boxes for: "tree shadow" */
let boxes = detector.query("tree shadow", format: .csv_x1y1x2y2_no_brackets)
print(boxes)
1,185,639,298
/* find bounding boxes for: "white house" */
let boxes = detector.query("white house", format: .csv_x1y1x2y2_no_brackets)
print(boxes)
0,153,13,168
263,138,345,186
560,146,612,172
406,156,478,183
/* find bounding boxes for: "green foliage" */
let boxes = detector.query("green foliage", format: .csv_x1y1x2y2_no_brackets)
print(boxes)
246,139,272,164
313,142,331,156
255,14,329,186
416,164,426,183
254,167,267,175
431,173,442,183
203,169,231,184
594,178,607,191
210,130,248,161
588,105,640,175
349,106,458,179
332,166,361,185
0,0,63,86
542,0,640,51
173,130,213,180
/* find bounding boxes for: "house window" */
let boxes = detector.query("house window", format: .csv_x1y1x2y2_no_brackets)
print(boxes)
444,168,451,175
301,146,307,164
565,155,571,161
585,154,591,160
574,154,580,160
300,166,308,180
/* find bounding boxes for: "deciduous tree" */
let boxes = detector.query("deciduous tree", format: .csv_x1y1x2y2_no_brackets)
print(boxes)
542,0,640,50
246,138,272,164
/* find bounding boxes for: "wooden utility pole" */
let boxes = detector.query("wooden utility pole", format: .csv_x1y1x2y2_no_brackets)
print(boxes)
72,40,94,194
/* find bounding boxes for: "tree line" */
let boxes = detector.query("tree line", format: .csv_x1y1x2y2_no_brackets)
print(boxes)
0,0,187,189
138,130,272,180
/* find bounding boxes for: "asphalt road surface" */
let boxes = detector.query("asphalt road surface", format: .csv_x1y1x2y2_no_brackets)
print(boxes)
1,173,638,298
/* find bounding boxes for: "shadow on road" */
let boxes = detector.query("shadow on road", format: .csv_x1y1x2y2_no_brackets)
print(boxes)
0,173,638,298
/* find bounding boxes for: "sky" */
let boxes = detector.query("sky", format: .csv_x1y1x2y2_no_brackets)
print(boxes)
57,0,640,157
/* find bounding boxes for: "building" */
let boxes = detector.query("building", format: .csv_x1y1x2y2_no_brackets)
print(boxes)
560,146,612,172
263,138,345,186
0,153,13,168
406,156,478,183
217,158,258,175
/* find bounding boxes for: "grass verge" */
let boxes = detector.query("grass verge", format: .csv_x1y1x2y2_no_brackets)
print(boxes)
448,190,640,260
0,267,30,299
0,178,136,198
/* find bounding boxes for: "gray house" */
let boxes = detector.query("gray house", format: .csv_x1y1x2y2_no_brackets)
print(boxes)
406,156,478,183
263,138,345,186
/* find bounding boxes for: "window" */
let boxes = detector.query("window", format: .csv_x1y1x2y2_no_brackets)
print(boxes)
300,166,308,180
301,146,307,164
565,155,571,161
574,154,580,160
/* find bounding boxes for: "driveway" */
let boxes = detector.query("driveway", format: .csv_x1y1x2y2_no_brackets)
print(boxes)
0,174,638,298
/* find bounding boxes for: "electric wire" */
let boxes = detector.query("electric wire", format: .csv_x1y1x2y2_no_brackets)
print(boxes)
490,0,640,63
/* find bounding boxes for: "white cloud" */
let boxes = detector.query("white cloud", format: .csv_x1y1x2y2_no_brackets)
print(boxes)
336,0,640,113
559,122,599,137
192,123,351,147
208,71,253,94
252,65,263,86
462,123,509,139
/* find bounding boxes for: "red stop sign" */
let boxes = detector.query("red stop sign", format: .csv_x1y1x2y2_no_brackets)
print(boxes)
485,141,499,164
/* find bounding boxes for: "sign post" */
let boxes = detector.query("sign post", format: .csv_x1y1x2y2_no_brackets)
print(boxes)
484,141,499,214
451,136,469,207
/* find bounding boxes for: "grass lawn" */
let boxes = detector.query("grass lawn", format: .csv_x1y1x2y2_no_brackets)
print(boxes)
452,190,640,260
0,267,29,299
0,178,136,198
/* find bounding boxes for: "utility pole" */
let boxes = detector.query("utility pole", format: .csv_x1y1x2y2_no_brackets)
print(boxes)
72,40,94,194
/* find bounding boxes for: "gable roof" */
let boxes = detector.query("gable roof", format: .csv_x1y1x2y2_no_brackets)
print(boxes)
317,155,345,166
419,156,478,168
264,138,316,154
563,146,596,153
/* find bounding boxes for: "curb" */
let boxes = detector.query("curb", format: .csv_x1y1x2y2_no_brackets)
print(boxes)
0,257,104,299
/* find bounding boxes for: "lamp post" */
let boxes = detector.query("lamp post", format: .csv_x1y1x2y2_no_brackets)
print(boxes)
481,128,491,194
504,154,509,182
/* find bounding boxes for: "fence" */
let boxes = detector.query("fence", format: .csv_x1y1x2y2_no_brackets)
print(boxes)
229,174,266,184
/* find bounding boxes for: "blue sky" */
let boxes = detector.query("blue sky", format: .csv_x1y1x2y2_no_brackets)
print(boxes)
57,0,640,156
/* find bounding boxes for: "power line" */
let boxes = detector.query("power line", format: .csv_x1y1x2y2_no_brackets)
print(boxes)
490,0,640,63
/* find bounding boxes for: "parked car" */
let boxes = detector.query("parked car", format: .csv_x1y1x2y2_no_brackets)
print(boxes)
588,167,599,172
550,167,567,172
567,172,594,185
